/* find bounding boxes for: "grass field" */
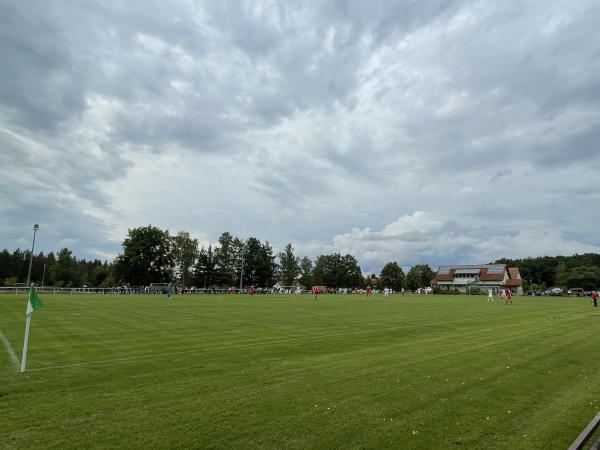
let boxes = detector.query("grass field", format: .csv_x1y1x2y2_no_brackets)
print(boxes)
1,293,600,449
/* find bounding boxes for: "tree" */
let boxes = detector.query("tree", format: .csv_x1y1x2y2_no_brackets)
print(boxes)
312,255,333,287
50,248,80,287
563,266,600,290
298,256,313,287
172,231,199,286
555,261,568,288
240,238,276,287
240,237,261,287
278,243,300,286
44,252,56,285
101,262,118,287
255,241,276,287
312,253,362,288
213,232,237,286
90,264,108,287
0,249,11,282
114,226,173,285
194,245,216,288
406,264,435,291
11,249,28,282
379,262,405,291
340,254,363,288
30,252,47,285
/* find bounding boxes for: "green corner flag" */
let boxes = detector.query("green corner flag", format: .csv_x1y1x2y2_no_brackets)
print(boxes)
26,284,43,315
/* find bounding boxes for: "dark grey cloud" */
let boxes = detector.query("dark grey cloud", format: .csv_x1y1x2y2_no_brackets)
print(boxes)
1,0,599,271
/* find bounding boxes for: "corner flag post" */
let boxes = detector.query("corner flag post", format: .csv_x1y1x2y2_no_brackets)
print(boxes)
21,224,40,373
21,314,32,373
21,284,43,373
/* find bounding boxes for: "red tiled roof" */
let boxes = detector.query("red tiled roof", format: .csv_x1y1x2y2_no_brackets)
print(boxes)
508,267,520,279
432,264,523,288
479,268,504,281
432,264,520,284
433,274,454,282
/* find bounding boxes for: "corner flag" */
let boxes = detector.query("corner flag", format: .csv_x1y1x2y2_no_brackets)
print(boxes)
26,284,43,315
21,284,42,372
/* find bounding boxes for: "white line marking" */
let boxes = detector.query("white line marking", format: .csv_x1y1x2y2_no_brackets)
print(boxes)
0,328,19,370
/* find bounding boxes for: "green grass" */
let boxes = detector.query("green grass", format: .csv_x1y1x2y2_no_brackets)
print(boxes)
1,293,599,449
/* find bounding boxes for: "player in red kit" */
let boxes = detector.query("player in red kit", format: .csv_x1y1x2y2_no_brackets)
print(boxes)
366,286,372,297
312,286,320,301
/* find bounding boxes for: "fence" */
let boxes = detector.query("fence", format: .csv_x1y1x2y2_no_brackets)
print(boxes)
0,286,235,295
0,286,373,295
0,286,313,295
569,411,600,450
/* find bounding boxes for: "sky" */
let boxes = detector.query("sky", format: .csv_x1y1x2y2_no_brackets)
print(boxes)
1,0,600,274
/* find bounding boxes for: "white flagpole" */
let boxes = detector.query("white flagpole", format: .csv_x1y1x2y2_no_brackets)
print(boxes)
20,224,39,374
20,312,32,373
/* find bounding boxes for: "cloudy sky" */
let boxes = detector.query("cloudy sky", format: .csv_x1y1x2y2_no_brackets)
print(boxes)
1,0,600,274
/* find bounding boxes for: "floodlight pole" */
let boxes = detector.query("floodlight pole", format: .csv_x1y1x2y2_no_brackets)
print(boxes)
239,244,244,291
25,224,39,288
530,279,534,296
41,263,46,288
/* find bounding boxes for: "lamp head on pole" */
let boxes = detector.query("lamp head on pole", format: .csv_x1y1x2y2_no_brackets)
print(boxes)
33,224,39,231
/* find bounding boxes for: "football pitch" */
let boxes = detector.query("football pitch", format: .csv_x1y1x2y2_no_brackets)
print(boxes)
1,293,600,449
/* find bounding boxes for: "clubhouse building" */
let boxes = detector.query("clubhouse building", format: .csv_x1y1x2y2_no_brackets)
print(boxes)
431,264,523,294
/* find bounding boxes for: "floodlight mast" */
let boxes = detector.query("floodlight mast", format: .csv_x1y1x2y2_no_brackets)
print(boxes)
239,243,244,291
25,224,39,287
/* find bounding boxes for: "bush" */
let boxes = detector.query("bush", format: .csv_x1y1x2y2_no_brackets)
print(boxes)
433,288,461,295
3,276,17,287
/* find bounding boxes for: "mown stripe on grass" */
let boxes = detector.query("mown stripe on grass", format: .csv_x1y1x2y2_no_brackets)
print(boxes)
23,311,585,373
22,316,506,372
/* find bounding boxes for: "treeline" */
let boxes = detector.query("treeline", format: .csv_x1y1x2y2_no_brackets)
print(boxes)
0,225,438,290
4,227,598,291
0,248,112,287
112,226,366,289
495,253,600,290
113,225,436,290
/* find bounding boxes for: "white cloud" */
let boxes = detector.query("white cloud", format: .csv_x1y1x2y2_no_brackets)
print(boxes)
472,230,600,262
330,211,600,273
1,0,600,274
